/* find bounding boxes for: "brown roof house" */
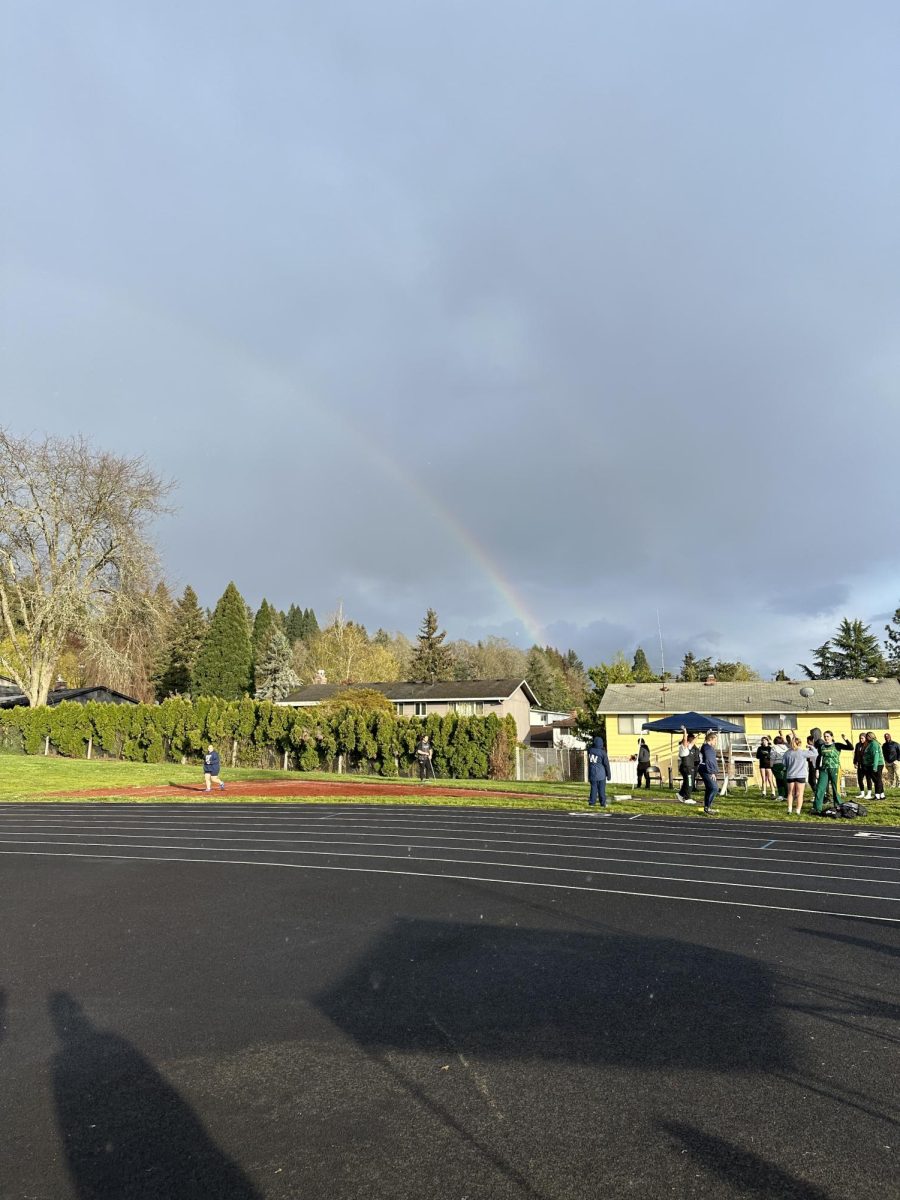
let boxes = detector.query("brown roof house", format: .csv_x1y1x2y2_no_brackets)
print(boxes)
280,678,538,743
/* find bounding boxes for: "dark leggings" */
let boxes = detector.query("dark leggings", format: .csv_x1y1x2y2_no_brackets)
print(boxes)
637,763,651,788
870,766,884,796
857,766,867,791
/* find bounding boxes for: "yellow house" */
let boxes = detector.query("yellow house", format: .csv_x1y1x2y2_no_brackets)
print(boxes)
599,677,900,782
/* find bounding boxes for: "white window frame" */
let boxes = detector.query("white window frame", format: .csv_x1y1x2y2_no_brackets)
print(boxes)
762,714,797,730
851,712,889,730
414,702,427,716
617,715,648,735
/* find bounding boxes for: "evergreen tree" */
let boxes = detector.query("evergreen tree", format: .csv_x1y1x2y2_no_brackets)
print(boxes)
252,599,280,657
774,668,789,681
884,608,900,674
285,604,305,644
631,646,655,682
829,618,886,678
255,630,300,701
155,585,206,699
303,608,319,639
192,582,253,699
800,619,885,679
799,642,836,680
409,608,453,682
678,652,712,682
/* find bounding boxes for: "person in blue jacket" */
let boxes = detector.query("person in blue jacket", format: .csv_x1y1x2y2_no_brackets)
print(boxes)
587,735,612,811
203,745,226,792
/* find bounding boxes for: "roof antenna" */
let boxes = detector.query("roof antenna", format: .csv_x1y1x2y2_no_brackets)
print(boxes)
656,608,667,689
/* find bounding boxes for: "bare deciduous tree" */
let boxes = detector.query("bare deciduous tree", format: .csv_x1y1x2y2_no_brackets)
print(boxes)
0,428,173,706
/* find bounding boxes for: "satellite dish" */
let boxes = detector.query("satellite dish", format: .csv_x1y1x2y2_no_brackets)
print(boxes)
799,686,814,699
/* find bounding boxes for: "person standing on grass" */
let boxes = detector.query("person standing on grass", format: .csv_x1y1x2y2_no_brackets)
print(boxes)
881,732,899,790
697,731,720,815
203,745,225,792
783,737,817,815
756,736,775,796
863,731,885,800
415,733,434,781
770,735,789,799
636,738,652,789
586,735,612,812
813,731,853,814
677,729,698,804
806,735,820,794
853,734,868,796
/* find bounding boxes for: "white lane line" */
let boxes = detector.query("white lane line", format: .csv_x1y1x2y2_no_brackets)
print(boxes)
3,814,900,864
1,836,897,902
0,831,895,887
4,816,898,864
4,804,898,850
1,846,897,923
761,840,776,850
4,798,898,837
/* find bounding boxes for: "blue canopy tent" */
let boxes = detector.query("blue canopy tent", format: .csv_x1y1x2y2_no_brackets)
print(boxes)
641,713,745,794
641,712,744,734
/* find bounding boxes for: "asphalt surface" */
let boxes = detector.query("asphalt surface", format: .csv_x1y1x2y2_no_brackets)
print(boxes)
1,802,898,1199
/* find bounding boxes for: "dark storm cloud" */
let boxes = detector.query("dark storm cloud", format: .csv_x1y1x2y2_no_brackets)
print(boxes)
3,1,899,671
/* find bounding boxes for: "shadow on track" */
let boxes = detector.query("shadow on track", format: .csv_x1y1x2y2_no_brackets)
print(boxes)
49,992,260,1200
317,918,793,1072
795,925,900,960
662,1121,833,1199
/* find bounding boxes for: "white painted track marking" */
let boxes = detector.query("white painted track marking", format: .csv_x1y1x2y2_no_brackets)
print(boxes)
0,830,894,885
3,811,897,868
1,846,898,922
0,835,897,903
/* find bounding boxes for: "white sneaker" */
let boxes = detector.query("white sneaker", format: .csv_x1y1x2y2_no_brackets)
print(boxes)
683,798,697,805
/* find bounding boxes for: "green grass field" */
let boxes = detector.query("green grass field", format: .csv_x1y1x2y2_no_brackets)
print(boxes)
0,753,898,824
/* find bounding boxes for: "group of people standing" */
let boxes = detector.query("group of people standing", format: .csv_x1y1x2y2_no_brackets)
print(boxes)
676,731,722,814
756,729,896,812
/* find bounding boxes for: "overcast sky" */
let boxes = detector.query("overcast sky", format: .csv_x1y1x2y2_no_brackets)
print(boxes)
3,1,899,676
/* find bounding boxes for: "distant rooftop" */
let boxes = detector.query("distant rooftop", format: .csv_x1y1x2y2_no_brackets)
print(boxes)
600,678,900,714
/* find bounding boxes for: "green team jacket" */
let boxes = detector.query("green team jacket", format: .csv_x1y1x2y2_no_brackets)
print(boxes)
864,740,885,770
819,739,852,771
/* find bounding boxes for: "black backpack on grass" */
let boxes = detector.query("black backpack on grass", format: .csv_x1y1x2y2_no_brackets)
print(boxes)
839,801,867,819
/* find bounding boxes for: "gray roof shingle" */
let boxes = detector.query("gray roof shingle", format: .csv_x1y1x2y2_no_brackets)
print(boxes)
599,678,900,714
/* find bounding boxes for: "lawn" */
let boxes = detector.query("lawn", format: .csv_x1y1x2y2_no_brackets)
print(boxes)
0,753,898,824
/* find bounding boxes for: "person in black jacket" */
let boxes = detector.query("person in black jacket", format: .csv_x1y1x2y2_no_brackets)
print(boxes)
635,738,652,789
755,737,775,796
852,734,868,796
203,745,225,792
882,733,900,790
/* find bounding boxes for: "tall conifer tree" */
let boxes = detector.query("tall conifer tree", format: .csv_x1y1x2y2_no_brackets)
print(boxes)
410,608,453,683
155,585,206,699
252,599,280,657
192,582,253,699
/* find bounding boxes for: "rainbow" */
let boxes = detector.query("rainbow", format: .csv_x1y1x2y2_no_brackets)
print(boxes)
68,277,547,645
341,430,546,646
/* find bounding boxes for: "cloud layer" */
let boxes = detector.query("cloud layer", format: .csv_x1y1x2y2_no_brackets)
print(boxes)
3,1,899,673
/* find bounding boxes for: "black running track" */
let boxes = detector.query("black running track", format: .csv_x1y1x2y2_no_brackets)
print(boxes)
2,803,898,1199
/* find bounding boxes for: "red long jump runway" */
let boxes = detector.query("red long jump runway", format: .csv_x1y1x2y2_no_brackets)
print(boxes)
46,778,548,801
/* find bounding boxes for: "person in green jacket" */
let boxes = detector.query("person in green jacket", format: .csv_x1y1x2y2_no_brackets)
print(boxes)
863,731,885,800
813,731,854,814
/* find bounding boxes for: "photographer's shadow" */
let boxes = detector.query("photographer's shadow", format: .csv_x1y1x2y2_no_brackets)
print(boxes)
49,992,260,1200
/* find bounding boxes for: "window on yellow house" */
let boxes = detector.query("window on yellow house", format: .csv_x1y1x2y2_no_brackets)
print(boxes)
713,715,746,731
851,712,889,729
762,714,797,730
617,715,648,735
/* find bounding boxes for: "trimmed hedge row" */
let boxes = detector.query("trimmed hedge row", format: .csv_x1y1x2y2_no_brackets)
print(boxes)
0,698,518,779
